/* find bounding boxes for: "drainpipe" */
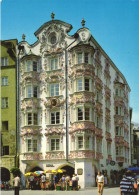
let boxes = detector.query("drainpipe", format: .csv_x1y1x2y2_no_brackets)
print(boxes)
65,33,79,162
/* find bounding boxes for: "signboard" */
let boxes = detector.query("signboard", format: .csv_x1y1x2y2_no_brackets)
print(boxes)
46,164,54,167
77,168,83,175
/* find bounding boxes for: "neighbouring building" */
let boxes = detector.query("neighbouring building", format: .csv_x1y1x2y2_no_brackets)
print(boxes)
1,39,18,182
18,14,131,188
131,122,139,166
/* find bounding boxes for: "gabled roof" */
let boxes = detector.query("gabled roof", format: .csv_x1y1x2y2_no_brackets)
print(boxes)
34,20,73,37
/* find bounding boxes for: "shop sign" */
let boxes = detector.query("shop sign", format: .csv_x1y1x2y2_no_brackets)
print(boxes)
77,168,83,175
46,164,54,167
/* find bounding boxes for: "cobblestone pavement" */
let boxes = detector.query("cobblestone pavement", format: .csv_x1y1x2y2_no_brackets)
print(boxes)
1,187,120,195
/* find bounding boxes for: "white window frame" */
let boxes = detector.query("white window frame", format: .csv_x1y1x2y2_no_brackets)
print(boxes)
77,134,90,150
50,138,60,151
26,85,38,98
50,111,60,125
115,106,124,116
116,146,123,156
50,83,59,96
115,87,123,97
1,57,8,66
1,77,8,86
115,126,124,136
1,97,8,108
27,113,38,125
27,139,38,152
50,58,58,71
26,60,38,72
77,78,90,92
77,107,90,121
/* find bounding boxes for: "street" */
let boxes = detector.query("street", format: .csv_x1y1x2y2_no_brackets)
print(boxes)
1,187,120,195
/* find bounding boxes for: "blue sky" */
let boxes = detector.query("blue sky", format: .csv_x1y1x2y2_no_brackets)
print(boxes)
1,0,139,123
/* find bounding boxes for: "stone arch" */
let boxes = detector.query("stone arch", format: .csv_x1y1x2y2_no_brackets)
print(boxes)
57,163,75,178
0,167,10,181
29,166,43,172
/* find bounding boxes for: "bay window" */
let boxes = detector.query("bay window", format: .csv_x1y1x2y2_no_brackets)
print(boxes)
77,135,90,150
116,146,123,156
26,85,38,98
77,78,90,92
51,111,60,124
26,60,38,72
115,106,124,116
27,139,37,152
76,52,89,64
50,138,60,151
77,107,90,121
50,58,58,70
27,113,38,125
115,126,124,136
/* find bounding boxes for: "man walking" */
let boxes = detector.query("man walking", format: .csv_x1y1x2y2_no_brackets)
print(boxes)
96,171,104,195
13,175,20,195
120,170,135,195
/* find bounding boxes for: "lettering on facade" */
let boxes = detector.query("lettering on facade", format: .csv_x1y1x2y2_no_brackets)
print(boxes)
46,164,54,167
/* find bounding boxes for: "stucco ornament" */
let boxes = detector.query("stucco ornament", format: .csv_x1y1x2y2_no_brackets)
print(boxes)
77,28,91,43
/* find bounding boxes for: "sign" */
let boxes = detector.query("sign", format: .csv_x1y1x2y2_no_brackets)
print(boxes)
77,168,83,175
46,164,54,167
110,161,115,166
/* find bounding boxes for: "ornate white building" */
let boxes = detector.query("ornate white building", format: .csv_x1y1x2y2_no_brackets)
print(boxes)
18,14,131,188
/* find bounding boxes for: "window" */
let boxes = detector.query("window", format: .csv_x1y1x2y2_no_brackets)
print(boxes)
2,146,9,155
33,61,37,71
85,136,89,149
116,146,123,156
51,138,60,151
1,77,8,86
96,90,102,102
51,111,60,124
27,113,38,125
26,86,38,98
50,83,59,96
106,121,110,132
77,107,90,121
1,97,8,108
26,60,38,72
50,58,58,70
96,139,102,153
84,53,89,63
27,139,37,152
96,67,101,78
107,142,111,155
78,136,83,149
77,78,90,92
1,57,8,66
115,88,123,97
115,126,123,136
2,121,8,131
115,106,124,116
96,115,101,128
78,53,82,64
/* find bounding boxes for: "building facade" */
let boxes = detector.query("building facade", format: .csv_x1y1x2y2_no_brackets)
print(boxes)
1,39,18,182
18,15,131,188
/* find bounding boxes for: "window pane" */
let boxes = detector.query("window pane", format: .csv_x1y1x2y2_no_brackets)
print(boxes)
85,136,89,149
85,79,89,91
2,121,8,131
84,53,88,63
51,139,55,151
51,113,55,124
85,108,90,120
1,98,8,108
55,59,58,69
78,136,83,149
27,86,32,98
56,139,60,150
77,79,83,91
34,113,38,125
33,61,37,71
27,60,32,71
3,146,9,155
33,140,37,152
28,140,32,152
1,57,8,66
50,84,54,96
28,113,32,125
56,112,60,124
33,86,38,98
50,59,54,70
1,77,8,86
78,53,82,64
78,108,83,120
55,84,59,96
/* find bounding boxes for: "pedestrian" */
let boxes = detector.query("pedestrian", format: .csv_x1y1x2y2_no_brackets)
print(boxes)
72,174,76,191
75,174,79,190
61,175,65,190
29,174,34,190
65,175,70,191
120,170,135,195
53,174,58,191
13,175,20,195
41,173,46,190
96,171,104,195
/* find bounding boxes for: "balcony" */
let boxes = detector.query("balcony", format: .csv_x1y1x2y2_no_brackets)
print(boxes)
21,98,41,111
23,152,43,160
45,151,65,160
69,122,95,134
69,150,95,159
69,92,95,105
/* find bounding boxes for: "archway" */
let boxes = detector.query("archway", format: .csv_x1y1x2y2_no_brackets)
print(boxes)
30,166,43,172
1,167,10,181
59,165,74,178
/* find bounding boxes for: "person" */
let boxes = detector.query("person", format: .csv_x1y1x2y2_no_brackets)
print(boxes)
13,175,20,195
120,170,135,195
65,175,70,191
75,174,79,190
61,175,65,190
29,174,34,190
72,174,76,191
41,173,46,190
96,171,104,195
53,174,58,191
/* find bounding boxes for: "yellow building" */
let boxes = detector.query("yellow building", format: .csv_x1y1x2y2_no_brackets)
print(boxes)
1,39,18,182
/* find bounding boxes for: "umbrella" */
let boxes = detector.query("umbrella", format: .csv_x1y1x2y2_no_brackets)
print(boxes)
126,167,139,172
57,169,66,173
34,171,44,175
24,172,32,176
44,170,57,174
